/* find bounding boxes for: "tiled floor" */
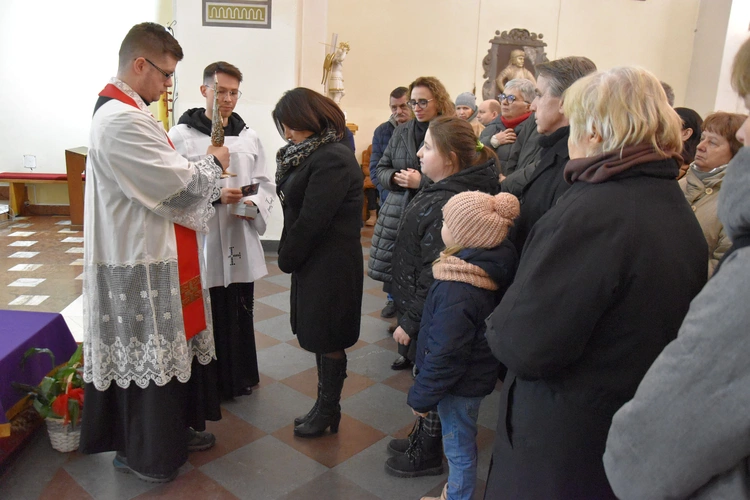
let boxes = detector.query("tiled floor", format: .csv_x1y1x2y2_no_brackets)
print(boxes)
0,215,498,500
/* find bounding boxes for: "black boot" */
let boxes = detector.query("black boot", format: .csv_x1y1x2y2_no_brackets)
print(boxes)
293,355,347,438
384,416,444,477
294,353,322,426
387,417,420,456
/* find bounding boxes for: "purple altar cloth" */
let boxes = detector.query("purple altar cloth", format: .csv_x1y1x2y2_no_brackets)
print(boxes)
0,311,77,425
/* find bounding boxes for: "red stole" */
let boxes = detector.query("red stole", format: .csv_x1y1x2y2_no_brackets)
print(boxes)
98,84,207,340
501,111,532,130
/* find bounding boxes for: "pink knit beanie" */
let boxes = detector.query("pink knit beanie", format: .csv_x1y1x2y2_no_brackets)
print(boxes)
442,191,520,249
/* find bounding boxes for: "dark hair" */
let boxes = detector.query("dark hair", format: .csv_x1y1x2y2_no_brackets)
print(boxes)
428,116,497,171
203,61,243,84
702,111,747,158
660,81,675,107
118,22,183,71
409,77,455,116
390,86,409,100
675,107,703,164
536,56,597,97
272,87,346,139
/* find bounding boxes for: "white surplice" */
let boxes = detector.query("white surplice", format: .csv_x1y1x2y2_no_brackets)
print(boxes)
169,120,274,288
83,79,222,390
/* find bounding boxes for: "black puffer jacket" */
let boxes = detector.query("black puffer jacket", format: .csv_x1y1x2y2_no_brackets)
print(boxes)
392,160,500,337
368,120,428,282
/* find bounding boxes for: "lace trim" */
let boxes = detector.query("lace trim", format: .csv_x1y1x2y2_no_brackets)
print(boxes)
83,260,215,390
109,78,151,113
154,156,222,233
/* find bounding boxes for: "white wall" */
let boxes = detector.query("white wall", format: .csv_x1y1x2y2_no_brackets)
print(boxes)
0,0,162,203
325,0,702,159
714,0,750,114
172,0,299,241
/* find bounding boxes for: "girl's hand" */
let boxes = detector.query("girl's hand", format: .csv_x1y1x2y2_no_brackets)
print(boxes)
393,326,411,345
411,408,428,418
393,168,421,189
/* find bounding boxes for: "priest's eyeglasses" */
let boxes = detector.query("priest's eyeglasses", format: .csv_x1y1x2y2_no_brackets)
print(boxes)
497,94,528,104
407,98,434,110
211,87,242,100
144,58,174,80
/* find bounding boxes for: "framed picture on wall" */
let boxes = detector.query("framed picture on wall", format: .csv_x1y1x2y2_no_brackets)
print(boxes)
481,29,548,100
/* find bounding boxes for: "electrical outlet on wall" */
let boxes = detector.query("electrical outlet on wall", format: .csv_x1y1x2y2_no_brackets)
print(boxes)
23,155,36,172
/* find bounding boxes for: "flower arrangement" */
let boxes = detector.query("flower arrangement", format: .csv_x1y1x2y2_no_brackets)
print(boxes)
12,345,84,428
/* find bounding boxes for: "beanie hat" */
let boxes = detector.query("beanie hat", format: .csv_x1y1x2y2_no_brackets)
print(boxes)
455,92,477,112
443,191,520,249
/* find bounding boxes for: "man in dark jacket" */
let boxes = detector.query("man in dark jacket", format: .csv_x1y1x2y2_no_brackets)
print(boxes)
509,56,597,254
370,87,412,204
369,86,411,320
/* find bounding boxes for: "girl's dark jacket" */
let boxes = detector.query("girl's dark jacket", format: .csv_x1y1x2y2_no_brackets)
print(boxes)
391,159,500,338
407,243,518,413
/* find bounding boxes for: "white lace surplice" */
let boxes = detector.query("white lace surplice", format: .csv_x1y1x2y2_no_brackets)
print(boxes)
83,79,222,390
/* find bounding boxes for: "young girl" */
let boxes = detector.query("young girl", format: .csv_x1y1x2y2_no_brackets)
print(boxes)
412,190,520,500
385,116,503,479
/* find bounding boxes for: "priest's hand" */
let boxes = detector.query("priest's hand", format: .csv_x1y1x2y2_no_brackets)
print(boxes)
393,326,411,346
207,145,230,171
221,188,242,204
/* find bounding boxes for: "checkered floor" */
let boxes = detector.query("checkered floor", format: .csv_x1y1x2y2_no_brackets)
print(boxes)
0,216,497,500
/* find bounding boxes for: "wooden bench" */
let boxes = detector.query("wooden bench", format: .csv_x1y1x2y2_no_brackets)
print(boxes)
0,172,69,217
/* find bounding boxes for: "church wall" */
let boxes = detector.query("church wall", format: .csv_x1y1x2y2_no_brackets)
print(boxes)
325,0,701,160
0,0,163,204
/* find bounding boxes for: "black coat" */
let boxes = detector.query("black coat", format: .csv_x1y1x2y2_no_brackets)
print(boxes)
277,142,364,353
392,160,500,338
407,244,517,413
484,158,708,500
510,125,571,254
502,113,543,176
368,120,429,283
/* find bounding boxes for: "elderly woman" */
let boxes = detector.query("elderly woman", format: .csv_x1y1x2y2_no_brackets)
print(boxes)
483,67,708,499
479,78,535,169
368,76,454,372
679,111,746,275
604,38,750,500
272,88,363,438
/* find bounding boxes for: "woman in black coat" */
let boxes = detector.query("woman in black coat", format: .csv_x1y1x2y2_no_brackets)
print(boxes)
483,67,708,499
272,88,363,438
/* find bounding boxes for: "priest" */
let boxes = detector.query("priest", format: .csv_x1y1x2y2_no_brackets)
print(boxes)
79,22,242,483
169,61,275,401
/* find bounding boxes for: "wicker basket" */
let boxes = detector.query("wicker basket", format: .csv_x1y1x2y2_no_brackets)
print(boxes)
45,417,81,452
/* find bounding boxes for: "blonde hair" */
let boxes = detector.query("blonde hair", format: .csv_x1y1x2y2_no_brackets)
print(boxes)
731,37,750,97
432,245,463,266
563,66,682,157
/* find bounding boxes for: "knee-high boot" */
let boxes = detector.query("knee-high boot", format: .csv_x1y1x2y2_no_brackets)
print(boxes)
293,355,347,438
294,353,322,426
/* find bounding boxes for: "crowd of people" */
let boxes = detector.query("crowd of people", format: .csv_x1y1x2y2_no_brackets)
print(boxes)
79,21,750,500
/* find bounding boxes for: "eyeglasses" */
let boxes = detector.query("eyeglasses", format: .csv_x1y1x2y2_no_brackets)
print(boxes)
407,98,434,110
144,58,174,80
497,93,528,104
210,87,242,100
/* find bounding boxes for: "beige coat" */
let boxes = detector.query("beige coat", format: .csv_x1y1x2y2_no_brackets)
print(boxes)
679,166,730,276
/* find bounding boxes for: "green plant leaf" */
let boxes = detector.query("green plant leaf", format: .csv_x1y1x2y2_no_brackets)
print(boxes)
20,347,55,370
68,400,80,430
68,345,83,366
